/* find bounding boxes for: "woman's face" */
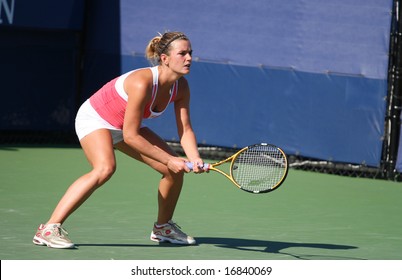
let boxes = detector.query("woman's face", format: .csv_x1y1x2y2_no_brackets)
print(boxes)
166,39,192,75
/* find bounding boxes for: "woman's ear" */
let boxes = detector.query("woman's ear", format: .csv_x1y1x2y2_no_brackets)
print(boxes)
160,53,169,66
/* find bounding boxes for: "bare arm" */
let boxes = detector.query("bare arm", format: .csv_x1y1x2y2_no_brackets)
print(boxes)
122,70,188,173
174,78,204,172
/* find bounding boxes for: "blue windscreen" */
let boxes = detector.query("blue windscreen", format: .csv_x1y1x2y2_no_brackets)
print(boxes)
119,0,393,167
121,0,391,79
0,1,86,133
1,0,393,168
0,0,84,30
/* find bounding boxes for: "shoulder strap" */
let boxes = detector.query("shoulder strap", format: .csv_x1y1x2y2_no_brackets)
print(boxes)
170,80,178,101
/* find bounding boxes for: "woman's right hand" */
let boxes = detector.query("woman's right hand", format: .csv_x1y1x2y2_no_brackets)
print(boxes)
166,157,191,173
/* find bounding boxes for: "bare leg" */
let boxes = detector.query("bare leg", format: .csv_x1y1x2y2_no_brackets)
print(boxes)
156,171,183,224
115,127,184,225
46,129,116,224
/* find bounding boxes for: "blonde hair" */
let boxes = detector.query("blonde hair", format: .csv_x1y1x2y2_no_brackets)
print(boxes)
145,31,189,65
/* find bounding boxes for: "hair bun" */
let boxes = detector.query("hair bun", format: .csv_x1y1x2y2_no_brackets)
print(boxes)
145,32,189,65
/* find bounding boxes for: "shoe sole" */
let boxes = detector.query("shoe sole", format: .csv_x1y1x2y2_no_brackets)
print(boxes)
33,236,75,249
150,233,196,245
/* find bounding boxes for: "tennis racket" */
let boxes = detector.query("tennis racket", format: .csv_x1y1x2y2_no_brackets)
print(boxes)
186,143,288,194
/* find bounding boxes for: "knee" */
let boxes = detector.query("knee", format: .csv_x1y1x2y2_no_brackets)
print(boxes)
163,168,184,183
93,163,116,185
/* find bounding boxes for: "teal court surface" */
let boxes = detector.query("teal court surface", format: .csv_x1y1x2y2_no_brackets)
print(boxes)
1,146,401,260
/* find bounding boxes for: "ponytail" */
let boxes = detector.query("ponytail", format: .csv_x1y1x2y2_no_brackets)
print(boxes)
145,31,189,65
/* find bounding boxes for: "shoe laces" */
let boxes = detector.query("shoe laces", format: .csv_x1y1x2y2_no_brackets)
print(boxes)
168,220,185,235
51,224,69,237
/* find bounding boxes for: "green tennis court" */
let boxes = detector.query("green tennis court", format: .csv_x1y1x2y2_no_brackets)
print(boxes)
1,146,401,260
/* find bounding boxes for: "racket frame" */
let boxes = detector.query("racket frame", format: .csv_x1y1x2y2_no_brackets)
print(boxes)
208,143,288,194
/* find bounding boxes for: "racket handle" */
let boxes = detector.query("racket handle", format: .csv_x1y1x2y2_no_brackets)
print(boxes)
185,162,210,171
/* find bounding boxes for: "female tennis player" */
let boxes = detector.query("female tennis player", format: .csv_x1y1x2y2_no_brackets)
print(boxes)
33,31,205,248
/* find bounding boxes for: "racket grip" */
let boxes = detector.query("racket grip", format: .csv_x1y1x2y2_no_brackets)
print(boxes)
185,162,210,171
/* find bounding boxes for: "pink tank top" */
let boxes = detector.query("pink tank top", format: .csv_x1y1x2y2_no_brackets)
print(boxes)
89,66,178,129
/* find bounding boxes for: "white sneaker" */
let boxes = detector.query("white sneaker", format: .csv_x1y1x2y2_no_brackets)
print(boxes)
150,220,196,245
33,223,75,249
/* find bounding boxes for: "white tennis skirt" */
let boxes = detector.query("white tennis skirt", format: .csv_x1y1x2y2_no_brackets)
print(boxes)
75,99,124,144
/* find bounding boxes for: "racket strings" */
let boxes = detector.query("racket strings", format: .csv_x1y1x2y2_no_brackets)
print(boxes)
231,145,287,193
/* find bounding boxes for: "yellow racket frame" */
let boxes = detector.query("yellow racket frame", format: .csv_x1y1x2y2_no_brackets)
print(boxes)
205,143,288,193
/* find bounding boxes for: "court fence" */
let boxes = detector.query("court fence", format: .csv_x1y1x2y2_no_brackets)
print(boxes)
167,142,401,182
0,0,401,182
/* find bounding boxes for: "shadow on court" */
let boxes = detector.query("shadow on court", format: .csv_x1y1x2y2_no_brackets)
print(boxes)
76,237,360,260
197,237,361,260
